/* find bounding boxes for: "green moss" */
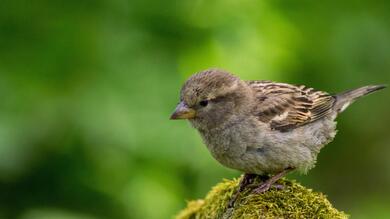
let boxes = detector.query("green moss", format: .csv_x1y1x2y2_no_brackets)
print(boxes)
176,176,348,219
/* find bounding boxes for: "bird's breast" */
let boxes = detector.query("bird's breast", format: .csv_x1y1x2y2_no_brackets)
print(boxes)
196,119,262,169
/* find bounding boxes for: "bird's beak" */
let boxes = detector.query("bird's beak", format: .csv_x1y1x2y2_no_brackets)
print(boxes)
170,101,196,120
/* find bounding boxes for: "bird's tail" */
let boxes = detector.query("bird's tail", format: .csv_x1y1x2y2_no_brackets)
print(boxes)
333,85,386,113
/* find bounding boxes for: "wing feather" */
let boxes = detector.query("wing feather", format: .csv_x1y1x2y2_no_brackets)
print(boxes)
247,80,335,132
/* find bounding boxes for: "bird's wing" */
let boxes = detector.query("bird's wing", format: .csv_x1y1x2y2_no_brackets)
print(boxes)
247,80,336,132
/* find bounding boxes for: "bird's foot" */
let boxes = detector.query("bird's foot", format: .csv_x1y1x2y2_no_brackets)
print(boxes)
239,173,256,191
228,173,257,208
253,181,272,193
253,182,284,194
252,167,294,194
252,182,285,193
272,183,285,190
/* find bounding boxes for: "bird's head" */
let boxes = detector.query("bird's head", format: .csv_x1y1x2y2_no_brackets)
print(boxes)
170,69,252,129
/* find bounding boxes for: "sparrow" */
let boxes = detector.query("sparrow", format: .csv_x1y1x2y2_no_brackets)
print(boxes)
170,69,385,200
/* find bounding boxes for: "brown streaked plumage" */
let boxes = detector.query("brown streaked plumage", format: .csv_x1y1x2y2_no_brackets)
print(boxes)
248,81,336,132
170,68,386,204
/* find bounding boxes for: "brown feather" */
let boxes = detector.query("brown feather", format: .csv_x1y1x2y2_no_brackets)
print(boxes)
247,81,336,132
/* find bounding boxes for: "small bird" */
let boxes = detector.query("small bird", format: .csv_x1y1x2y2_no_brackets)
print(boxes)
170,69,385,198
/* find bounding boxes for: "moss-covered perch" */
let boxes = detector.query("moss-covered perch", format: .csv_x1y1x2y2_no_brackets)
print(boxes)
176,176,348,219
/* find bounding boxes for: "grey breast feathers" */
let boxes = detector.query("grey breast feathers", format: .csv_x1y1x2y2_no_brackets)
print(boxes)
247,80,335,132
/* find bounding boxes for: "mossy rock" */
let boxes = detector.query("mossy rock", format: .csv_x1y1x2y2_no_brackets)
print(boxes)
176,176,348,219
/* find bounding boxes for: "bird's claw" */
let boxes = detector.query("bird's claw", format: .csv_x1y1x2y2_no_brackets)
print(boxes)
253,183,284,193
253,182,271,193
272,184,285,190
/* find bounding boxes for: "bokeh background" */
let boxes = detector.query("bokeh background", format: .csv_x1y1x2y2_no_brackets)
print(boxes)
1,0,390,218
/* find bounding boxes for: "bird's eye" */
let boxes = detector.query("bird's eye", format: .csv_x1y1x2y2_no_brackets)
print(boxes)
199,100,208,107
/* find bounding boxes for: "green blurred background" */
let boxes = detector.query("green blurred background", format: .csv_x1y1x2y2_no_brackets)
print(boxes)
1,0,390,218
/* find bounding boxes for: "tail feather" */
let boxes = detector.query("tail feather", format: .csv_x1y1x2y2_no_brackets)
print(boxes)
334,84,386,113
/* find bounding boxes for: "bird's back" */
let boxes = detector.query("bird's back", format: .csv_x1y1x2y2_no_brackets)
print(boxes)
246,80,336,132
246,81,386,132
